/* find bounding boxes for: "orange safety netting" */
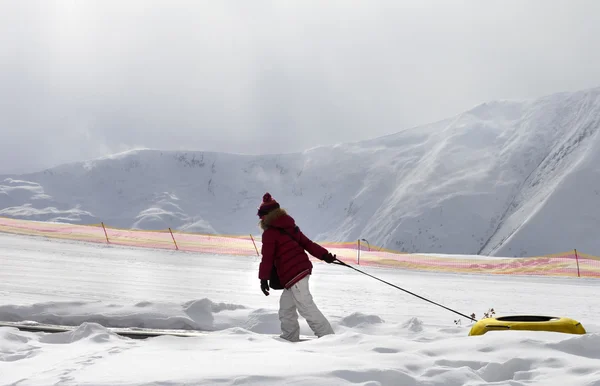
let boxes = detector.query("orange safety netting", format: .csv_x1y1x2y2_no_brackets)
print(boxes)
1,216,599,278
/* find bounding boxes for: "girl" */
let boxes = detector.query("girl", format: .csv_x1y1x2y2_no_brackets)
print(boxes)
257,193,336,342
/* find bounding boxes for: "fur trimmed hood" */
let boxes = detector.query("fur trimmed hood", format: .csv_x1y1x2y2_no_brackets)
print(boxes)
259,208,288,230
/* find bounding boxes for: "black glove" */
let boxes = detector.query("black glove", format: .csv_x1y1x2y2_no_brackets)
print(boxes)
260,279,270,296
322,252,336,264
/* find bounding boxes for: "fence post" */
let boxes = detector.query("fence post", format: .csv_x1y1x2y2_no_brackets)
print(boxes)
169,228,179,250
250,234,260,256
357,239,361,265
101,222,110,244
574,249,581,278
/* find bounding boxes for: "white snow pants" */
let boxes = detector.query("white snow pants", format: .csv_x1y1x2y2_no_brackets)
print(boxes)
278,275,334,342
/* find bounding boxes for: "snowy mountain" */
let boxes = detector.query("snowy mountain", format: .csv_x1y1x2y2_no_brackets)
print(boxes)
1,87,600,257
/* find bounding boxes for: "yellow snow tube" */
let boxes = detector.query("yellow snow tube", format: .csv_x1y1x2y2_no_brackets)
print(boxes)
469,315,586,336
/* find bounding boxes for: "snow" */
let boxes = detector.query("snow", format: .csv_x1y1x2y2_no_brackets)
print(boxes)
1,85,600,384
2,88,600,257
1,232,600,385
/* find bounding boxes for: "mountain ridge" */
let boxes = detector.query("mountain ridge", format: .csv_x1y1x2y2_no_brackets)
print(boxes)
2,87,600,256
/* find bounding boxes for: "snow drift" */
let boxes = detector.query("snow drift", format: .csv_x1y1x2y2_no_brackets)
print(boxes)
2,231,600,385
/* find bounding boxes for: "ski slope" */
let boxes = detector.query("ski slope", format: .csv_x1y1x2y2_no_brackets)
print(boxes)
1,232,599,385
1,87,600,257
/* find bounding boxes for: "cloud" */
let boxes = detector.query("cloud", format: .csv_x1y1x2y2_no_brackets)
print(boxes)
1,0,600,174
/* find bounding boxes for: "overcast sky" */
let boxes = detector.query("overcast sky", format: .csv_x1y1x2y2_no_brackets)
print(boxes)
1,0,600,174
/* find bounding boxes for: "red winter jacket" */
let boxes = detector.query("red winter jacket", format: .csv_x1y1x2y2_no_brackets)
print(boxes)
258,213,328,289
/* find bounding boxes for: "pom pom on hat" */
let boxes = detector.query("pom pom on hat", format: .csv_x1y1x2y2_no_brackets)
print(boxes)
257,192,280,217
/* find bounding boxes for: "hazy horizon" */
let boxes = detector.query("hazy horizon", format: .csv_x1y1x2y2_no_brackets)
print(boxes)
2,0,600,174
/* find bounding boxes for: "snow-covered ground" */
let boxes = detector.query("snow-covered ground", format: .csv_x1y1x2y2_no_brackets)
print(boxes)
1,232,599,385
2,87,600,257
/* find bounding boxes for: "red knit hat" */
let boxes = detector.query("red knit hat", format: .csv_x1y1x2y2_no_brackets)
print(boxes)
257,192,280,217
